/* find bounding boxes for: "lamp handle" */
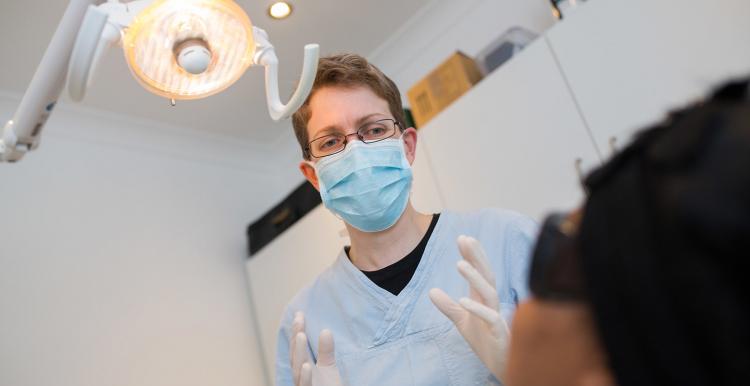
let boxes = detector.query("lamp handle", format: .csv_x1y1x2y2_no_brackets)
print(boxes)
67,5,110,102
253,27,319,121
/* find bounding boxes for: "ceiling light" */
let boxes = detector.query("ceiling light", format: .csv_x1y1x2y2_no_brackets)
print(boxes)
123,0,255,100
1,0,319,163
268,2,292,19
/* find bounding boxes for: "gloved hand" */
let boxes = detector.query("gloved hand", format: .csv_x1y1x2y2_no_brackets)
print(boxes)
429,235,510,382
290,311,343,386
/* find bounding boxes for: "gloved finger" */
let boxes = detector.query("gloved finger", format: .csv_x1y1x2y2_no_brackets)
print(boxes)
292,332,311,384
429,288,466,324
458,297,507,336
292,312,306,340
299,362,313,386
457,260,500,311
317,329,336,367
290,312,306,366
457,235,496,286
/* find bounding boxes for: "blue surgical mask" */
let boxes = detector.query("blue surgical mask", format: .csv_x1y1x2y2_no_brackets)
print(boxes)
312,137,413,232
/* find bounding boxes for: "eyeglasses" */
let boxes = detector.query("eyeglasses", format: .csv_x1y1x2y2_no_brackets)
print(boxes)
305,118,403,158
529,212,586,301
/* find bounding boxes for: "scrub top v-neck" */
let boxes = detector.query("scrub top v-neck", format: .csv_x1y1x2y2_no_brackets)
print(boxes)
357,213,441,296
275,208,539,386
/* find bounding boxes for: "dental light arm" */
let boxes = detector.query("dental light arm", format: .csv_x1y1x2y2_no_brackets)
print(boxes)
253,27,319,121
1,0,320,164
68,0,150,102
67,5,109,102
0,0,97,162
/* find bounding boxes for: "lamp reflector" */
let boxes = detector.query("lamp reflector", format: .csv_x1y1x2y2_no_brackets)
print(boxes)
123,0,255,100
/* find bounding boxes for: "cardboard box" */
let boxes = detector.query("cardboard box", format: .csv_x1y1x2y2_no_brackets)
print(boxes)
406,52,484,128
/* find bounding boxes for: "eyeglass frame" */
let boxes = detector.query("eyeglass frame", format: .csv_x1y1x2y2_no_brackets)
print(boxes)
304,118,405,159
529,212,587,301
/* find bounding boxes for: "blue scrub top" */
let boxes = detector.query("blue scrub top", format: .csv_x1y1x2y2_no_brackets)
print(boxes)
275,208,538,386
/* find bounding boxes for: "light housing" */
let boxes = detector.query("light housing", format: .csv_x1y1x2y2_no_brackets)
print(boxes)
122,0,255,100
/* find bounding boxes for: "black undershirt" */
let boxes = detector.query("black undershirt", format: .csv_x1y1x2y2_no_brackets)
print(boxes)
347,213,440,296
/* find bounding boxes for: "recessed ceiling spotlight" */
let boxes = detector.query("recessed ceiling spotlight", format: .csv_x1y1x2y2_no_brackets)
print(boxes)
268,2,293,19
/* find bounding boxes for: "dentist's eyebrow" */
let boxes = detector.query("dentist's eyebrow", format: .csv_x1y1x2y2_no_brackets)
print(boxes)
312,126,343,139
312,113,387,139
355,113,387,126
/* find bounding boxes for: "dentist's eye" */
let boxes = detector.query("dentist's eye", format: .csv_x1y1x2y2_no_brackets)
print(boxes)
361,124,388,140
319,137,342,150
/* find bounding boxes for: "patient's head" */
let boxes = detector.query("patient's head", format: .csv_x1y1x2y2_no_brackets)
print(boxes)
507,80,750,386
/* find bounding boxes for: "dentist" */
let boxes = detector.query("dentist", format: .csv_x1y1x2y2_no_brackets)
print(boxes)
275,53,537,386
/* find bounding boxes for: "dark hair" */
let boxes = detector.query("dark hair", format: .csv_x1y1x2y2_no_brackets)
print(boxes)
579,79,750,386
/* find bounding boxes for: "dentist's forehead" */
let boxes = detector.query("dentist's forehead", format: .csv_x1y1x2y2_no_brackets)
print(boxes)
307,86,391,139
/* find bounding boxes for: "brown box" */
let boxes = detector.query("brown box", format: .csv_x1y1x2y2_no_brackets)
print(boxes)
406,52,484,128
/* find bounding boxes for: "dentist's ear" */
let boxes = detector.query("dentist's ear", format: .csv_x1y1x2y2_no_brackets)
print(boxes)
300,160,321,191
402,127,418,165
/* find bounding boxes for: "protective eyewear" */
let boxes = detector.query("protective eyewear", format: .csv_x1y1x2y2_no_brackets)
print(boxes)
305,118,402,158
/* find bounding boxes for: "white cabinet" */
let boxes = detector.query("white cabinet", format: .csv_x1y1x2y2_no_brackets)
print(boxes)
410,136,447,214
417,38,600,221
369,0,556,104
546,0,750,158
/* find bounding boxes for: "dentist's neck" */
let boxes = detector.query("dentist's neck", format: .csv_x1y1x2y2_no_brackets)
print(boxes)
346,202,433,272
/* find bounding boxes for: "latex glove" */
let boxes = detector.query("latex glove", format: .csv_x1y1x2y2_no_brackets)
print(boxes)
290,311,343,386
429,235,510,382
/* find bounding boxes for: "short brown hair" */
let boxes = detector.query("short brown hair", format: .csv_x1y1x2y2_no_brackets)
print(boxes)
292,53,406,159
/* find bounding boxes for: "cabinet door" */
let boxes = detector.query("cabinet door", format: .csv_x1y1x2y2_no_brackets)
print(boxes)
418,38,600,221
546,0,750,158
245,205,346,381
410,136,446,214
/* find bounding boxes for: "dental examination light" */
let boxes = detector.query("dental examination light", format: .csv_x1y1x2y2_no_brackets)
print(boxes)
0,0,320,162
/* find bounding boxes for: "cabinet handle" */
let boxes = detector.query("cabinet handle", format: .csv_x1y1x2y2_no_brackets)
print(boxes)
609,136,618,154
574,158,589,195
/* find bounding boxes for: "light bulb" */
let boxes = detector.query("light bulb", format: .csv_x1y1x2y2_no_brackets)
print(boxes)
268,2,292,19
175,38,212,74
123,0,255,100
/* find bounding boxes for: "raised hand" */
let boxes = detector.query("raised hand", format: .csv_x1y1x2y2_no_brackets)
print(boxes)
429,235,510,381
290,312,343,386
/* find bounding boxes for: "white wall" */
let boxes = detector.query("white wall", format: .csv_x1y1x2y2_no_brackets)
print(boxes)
0,93,280,386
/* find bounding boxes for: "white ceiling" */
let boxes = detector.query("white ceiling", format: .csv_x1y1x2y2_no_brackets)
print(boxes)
0,0,432,144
